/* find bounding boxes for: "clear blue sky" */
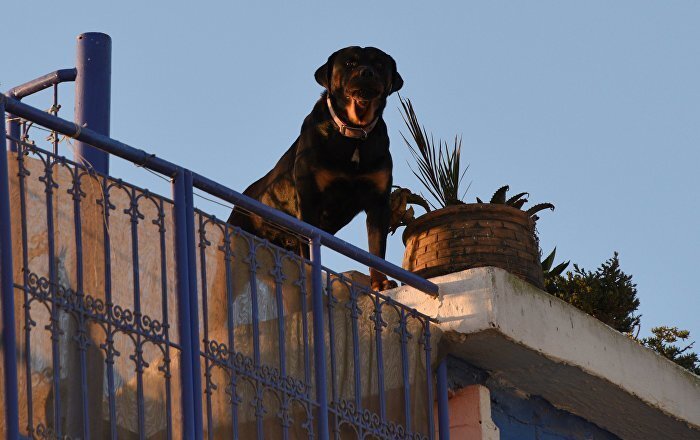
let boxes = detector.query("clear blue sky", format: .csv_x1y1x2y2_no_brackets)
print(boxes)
4,2,699,341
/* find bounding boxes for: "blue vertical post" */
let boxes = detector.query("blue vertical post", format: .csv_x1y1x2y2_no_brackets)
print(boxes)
6,119,20,152
436,359,450,440
0,97,20,439
173,169,199,439
173,169,203,439
184,170,204,438
74,32,111,174
310,234,330,440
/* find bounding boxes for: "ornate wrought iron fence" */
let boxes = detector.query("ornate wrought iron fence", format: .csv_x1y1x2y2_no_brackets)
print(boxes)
7,140,183,439
1,91,445,440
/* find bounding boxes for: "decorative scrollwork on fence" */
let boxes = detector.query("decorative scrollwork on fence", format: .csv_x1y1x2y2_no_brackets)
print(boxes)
23,272,171,345
206,339,312,399
334,399,429,440
34,423,74,440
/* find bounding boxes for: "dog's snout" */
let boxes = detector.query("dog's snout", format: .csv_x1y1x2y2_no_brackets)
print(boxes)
359,67,374,78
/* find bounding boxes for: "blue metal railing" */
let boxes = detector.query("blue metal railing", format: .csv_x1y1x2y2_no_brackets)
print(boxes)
6,68,77,156
0,94,20,440
4,94,439,295
2,85,444,440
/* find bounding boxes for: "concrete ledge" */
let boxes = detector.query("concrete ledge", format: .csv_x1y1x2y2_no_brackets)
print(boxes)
388,267,700,440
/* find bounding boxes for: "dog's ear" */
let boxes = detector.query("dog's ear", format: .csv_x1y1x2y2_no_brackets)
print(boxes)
389,61,404,95
315,52,337,91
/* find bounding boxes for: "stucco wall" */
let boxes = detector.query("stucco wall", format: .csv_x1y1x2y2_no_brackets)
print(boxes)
447,356,619,440
489,383,620,440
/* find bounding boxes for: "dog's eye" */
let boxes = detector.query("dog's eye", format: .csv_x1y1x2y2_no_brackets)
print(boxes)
345,60,357,68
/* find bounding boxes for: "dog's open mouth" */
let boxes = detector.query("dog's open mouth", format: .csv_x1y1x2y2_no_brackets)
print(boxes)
346,87,382,105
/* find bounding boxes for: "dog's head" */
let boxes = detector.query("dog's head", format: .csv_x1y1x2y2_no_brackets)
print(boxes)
315,46,403,126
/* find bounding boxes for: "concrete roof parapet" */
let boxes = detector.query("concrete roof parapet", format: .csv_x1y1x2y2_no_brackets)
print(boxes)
386,266,700,440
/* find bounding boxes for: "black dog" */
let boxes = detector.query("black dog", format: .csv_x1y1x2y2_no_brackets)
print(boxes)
228,46,402,291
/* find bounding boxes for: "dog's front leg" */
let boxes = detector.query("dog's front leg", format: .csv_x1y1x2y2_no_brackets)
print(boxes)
366,201,398,291
295,176,323,261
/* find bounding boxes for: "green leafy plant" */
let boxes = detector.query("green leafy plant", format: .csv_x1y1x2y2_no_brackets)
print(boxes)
544,251,699,376
398,95,469,210
640,327,700,375
544,252,641,334
395,97,553,223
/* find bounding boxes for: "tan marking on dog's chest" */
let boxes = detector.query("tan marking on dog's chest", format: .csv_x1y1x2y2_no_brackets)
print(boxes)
314,168,390,193
363,170,390,192
314,169,337,192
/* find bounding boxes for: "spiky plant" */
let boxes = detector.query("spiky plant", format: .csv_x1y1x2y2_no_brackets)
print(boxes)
541,247,570,281
398,96,469,210
477,185,554,221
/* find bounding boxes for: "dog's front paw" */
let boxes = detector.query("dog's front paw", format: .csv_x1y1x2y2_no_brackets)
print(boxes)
371,278,398,292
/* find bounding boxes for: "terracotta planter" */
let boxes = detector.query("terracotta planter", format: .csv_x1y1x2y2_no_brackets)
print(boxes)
402,204,544,289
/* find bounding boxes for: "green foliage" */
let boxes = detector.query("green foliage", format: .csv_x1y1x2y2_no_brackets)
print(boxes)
395,97,700,376
398,96,469,210
545,252,640,334
477,185,554,220
541,248,569,281
489,185,510,204
506,192,529,209
641,327,700,375
546,251,700,376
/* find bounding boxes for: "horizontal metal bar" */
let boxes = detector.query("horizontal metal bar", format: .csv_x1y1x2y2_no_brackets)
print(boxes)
191,172,438,295
8,68,77,99
2,95,177,176
0,94,439,295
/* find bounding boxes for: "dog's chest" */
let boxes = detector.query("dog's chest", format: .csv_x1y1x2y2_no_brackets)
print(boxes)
314,168,390,195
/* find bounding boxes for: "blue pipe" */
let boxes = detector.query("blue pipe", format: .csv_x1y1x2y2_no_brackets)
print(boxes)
5,68,77,153
1,95,439,296
173,169,197,439
437,360,450,440
74,32,111,174
7,68,77,100
310,234,330,440
3,96,175,176
0,97,20,439
6,119,20,153
184,170,204,439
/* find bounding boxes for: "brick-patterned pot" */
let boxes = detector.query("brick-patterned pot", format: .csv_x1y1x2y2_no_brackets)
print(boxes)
402,203,544,288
